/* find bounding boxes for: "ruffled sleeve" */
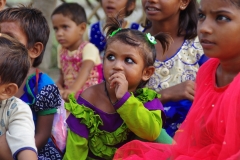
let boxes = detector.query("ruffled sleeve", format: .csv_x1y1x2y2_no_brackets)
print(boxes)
114,88,163,141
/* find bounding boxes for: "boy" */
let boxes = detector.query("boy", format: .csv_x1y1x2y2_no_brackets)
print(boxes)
0,6,63,159
0,33,37,160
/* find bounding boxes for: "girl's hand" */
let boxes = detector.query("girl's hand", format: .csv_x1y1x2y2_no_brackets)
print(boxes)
160,80,195,103
62,89,76,102
109,72,128,99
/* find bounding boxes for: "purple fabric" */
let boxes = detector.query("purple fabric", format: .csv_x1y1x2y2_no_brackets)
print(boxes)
66,114,89,138
144,98,164,111
77,96,124,132
114,92,131,110
13,147,37,160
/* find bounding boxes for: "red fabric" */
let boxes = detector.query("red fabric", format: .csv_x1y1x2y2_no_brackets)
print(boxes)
114,58,240,160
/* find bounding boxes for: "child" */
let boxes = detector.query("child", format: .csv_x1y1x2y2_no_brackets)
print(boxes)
63,15,172,160
114,0,240,159
86,0,142,56
0,34,37,160
142,0,209,137
51,3,103,101
0,6,63,159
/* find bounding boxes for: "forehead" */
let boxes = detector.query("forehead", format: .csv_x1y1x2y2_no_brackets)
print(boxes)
52,13,75,25
199,0,239,10
0,21,28,46
106,40,141,55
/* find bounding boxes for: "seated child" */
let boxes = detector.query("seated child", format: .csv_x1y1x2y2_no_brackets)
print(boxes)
63,15,172,160
51,2,103,101
0,33,37,160
86,0,142,56
0,6,63,159
113,0,240,159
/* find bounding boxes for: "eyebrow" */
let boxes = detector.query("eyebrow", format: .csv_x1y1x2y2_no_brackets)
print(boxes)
198,8,232,14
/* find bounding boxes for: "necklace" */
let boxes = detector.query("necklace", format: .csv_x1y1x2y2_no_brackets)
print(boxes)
104,81,118,105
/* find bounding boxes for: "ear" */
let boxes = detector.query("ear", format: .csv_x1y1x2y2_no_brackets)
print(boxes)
0,0,6,11
78,22,87,35
127,1,136,14
0,83,18,100
142,66,155,81
28,42,44,60
179,0,190,10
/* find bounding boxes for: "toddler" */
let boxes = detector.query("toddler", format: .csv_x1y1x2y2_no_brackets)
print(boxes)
0,33,37,160
52,2,103,101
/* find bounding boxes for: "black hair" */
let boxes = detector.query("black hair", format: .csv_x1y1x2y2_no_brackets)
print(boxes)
52,2,87,25
0,5,50,67
98,0,136,17
104,15,172,87
144,0,198,40
0,33,30,88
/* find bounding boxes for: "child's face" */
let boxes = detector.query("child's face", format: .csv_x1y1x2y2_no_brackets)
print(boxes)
103,40,146,92
52,14,83,51
197,0,240,60
0,21,28,47
141,0,183,21
101,0,129,17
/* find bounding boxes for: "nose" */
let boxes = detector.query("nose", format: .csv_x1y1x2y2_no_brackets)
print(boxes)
198,18,213,35
112,60,124,71
56,29,63,37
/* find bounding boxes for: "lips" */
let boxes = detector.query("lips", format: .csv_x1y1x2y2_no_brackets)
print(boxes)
145,6,160,15
200,38,215,49
106,6,115,13
58,39,66,44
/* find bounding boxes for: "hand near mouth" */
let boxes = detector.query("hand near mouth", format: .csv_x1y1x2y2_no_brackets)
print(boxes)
109,72,128,99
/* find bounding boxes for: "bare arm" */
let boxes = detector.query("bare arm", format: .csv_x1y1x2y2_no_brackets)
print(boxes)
62,60,94,101
0,134,13,160
56,69,64,91
35,114,54,150
17,150,37,160
159,80,196,104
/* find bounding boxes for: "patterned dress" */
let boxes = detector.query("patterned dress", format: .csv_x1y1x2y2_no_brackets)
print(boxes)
146,37,209,137
59,42,103,98
63,88,166,160
21,71,62,160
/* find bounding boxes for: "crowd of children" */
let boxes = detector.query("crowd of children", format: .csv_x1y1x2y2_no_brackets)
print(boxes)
0,0,240,159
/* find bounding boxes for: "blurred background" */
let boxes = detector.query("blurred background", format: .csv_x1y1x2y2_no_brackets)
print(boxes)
5,0,144,80
5,0,200,81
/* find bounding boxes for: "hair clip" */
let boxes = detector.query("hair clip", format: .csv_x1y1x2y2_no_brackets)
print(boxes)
146,33,157,45
109,28,121,37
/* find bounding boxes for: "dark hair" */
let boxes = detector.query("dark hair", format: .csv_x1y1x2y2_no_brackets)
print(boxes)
144,0,198,40
98,0,136,17
52,3,87,25
0,5,50,67
0,33,30,88
104,15,171,87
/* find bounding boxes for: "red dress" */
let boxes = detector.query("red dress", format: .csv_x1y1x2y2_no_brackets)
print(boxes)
114,58,240,160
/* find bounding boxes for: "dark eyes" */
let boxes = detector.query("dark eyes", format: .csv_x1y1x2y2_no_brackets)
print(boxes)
106,54,135,64
216,15,230,21
198,12,231,22
198,13,205,20
107,54,115,61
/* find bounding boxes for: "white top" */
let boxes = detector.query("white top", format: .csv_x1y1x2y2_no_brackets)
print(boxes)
0,97,37,159
146,37,204,92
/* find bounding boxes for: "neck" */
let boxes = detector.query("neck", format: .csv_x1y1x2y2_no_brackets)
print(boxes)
104,81,118,105
148,16,180,38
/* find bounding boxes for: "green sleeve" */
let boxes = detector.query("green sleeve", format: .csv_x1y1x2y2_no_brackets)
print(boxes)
63,129,88,160
116,95,162,141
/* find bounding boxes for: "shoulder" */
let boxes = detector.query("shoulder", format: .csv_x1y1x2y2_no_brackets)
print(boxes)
81,83,104,105
6,97,32,116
